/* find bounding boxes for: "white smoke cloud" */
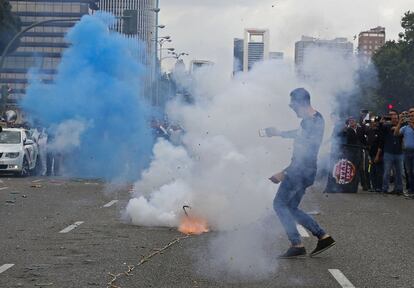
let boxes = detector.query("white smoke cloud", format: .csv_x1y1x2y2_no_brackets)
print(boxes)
160,0,413,73
125,48,366,278
48,119,89,152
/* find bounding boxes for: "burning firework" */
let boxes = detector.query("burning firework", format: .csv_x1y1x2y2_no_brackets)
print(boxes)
178,205,209,235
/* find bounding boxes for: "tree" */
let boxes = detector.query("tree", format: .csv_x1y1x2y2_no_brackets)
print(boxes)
0,0,22,54
373,11,414,110
400,10,414,43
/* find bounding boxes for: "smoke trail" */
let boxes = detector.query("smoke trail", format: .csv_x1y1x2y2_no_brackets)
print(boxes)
126,47,375,279
21,13,154,180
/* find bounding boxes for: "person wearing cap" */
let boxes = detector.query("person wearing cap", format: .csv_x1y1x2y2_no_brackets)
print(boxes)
266,88,335,258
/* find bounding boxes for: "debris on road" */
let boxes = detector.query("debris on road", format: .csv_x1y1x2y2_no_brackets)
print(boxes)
31,184,43,188
107,235,191,288
390,275,400,279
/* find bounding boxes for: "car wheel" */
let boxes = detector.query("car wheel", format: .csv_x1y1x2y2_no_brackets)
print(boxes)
20,157,30,177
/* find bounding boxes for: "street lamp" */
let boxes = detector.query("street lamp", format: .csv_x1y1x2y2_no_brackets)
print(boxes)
170,52,189,59
158,38,172,61
156,35,170,40
159,51,189,71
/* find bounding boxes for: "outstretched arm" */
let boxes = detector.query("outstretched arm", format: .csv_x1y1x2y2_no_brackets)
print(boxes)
279,129,298,139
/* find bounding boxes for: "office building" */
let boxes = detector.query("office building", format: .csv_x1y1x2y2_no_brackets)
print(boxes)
1,0,89,103
190,60,214,74
98,0,157,78
269,51,284,60
243,29,269,72
233,38,244,74
358,26,385,58
295,36,353,66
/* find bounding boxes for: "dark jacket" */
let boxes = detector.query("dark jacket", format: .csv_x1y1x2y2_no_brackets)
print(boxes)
345,126,366,147
281,111,325,186
379,124,403,155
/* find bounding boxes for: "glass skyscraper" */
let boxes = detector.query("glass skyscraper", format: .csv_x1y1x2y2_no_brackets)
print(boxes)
243,29,269,72
0,0,90,104
1,0,158,108
233,38,243,75
98,0,157,98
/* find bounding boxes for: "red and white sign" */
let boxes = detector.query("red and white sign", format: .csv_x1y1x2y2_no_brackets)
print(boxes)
333,159,356,185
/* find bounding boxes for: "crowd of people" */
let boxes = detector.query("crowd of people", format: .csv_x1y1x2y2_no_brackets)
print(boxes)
327,108,414,197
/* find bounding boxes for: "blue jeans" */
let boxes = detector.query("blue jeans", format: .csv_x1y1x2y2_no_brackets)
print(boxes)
382,153,404,192
274,175,326,246
404,151,414,193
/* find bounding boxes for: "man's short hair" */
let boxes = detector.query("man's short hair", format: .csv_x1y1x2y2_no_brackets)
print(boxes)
290,88,311,105
389,109,399,115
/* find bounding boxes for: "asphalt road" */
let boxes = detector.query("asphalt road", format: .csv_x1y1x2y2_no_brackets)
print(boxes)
1,176,414,288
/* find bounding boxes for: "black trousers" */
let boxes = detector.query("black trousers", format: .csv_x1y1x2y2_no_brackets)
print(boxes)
46,152,60,176
369,162,384,191
358,149,370,190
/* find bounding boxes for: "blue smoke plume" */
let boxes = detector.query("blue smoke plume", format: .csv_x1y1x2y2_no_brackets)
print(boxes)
21,13,154,181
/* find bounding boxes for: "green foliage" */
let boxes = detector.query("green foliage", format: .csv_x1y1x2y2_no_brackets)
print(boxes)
373,11,414,110
0,0,22,54
400,10,414,43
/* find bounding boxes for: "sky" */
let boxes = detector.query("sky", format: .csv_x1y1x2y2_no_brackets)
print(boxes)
159,0,413,73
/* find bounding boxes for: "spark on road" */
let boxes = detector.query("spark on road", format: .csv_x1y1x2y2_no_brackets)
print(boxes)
328,269,355,288
59,221,84,233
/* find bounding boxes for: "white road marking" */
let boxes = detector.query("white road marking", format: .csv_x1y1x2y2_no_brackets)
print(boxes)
32,179,42,183
329,269,355,288
297,224,310,237
307,210,321,215
103,200,118,208
0,187,9,191
59,221,84,233
0,264,14,274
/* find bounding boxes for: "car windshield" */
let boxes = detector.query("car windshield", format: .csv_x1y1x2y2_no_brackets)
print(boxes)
0,131,21,144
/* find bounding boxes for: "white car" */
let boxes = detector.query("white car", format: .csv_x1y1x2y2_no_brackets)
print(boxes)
0,128,39,176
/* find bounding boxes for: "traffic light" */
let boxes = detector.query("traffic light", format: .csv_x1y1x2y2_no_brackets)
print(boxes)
122,10,138,35
388,104,394,110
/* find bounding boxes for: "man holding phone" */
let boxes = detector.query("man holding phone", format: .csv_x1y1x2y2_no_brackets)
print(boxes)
395,109,414,197
376,112,404,194
265,88,335,258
